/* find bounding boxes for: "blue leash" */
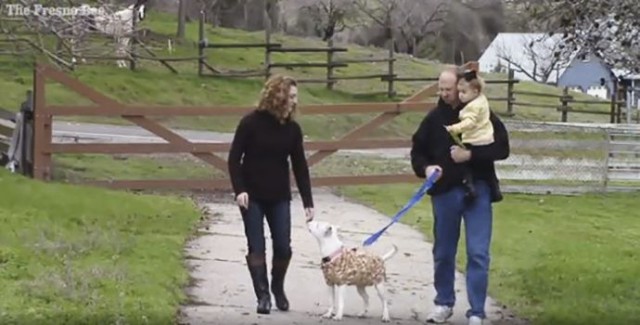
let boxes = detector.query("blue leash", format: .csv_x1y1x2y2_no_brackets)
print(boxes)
362,170,440,247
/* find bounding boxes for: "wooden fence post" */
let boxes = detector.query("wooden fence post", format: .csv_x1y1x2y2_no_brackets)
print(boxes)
560,87,569,122
326,38,334,90
198,10,207,76
610,80,618,123
386,32,395,98
198,11,205,76
507,68,515,115
32,63,52,181
616,82,624,123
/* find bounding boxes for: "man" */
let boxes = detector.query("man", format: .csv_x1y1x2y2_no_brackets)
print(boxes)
410,67,510,325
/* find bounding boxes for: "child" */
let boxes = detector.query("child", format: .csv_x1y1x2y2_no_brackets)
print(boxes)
445,69,495,201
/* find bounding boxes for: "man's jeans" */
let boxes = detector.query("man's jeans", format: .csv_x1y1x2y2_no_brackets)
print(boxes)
430,180,493,319
240,199,292,260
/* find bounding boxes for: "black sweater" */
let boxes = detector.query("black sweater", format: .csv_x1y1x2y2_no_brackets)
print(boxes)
227,109,314,208
410,98,510,196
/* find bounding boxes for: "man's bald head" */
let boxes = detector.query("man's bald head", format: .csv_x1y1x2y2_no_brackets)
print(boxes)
438,67,460,106
439,69,458,83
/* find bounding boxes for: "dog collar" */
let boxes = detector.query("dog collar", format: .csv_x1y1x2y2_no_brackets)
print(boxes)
321,246,345,264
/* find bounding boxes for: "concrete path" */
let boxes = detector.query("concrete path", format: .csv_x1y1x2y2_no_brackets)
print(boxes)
179,189,521,325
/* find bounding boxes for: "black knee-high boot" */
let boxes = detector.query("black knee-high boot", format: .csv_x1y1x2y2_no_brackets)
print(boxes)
246,254,271,314
270,256,291,311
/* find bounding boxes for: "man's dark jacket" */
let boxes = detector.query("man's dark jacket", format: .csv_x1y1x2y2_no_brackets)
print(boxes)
410,98,510,200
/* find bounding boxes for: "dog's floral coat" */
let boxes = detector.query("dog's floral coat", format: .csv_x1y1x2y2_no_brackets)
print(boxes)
321,248,386,286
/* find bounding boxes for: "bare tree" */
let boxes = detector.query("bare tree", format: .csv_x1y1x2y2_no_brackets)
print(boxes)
394,0,448,56
350,0,501,60
496,34,572,83
3,0,148,69
439,0,501,64
2,0,103,68
352,0,398,34
525,0,640,74
503,0,553,32
297,0,357,41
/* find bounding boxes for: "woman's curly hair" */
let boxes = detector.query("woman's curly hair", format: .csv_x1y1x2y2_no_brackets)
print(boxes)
257,75,298,124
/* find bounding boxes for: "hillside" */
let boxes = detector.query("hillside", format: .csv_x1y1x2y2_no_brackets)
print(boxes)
0,10,613,142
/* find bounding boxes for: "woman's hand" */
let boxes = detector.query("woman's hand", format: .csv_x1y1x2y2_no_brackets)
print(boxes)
236,192,249,209
304,207,314,222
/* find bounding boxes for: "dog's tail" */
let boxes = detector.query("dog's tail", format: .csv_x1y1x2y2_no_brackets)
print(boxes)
381,244,398,261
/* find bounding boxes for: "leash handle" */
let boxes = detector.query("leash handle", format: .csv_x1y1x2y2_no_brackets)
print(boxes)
423,168,440,191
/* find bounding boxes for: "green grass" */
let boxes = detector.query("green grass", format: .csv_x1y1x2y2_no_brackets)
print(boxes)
337,185,640,324
0,168,201,324
49,152,411,182
51,153,222,182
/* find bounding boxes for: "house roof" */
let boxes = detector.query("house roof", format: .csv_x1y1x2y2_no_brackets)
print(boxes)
612,69,640,80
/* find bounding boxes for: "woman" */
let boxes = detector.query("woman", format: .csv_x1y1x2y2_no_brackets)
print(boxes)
227,75,315,315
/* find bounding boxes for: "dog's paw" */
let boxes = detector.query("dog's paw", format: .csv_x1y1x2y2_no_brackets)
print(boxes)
357,311,367,318
381,315,391,323
331,314,343,321
321,311,334,319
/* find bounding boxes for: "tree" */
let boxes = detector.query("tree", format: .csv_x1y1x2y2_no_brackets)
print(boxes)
438,0,506,64
297,0,357,41
176,0,186,39
3,0,146,69
496,34,573,83
351,0,413,51
526,0,640,74
352,0,399,39
395,0,448,56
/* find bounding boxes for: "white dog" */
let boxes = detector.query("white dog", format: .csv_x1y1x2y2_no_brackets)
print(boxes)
307,220,398,322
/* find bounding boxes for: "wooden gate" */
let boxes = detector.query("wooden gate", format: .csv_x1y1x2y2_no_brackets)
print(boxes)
32,62,475,191
605,129,640,190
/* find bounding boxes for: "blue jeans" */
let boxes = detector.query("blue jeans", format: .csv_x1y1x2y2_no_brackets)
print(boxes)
430,180,493,319
240,199,292,260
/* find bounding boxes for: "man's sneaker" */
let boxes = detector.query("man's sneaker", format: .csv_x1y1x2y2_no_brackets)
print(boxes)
425,305,453,323
468,316,483,325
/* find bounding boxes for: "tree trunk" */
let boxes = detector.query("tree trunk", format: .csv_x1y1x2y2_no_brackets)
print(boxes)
176,0,186,39
243,0,250,30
